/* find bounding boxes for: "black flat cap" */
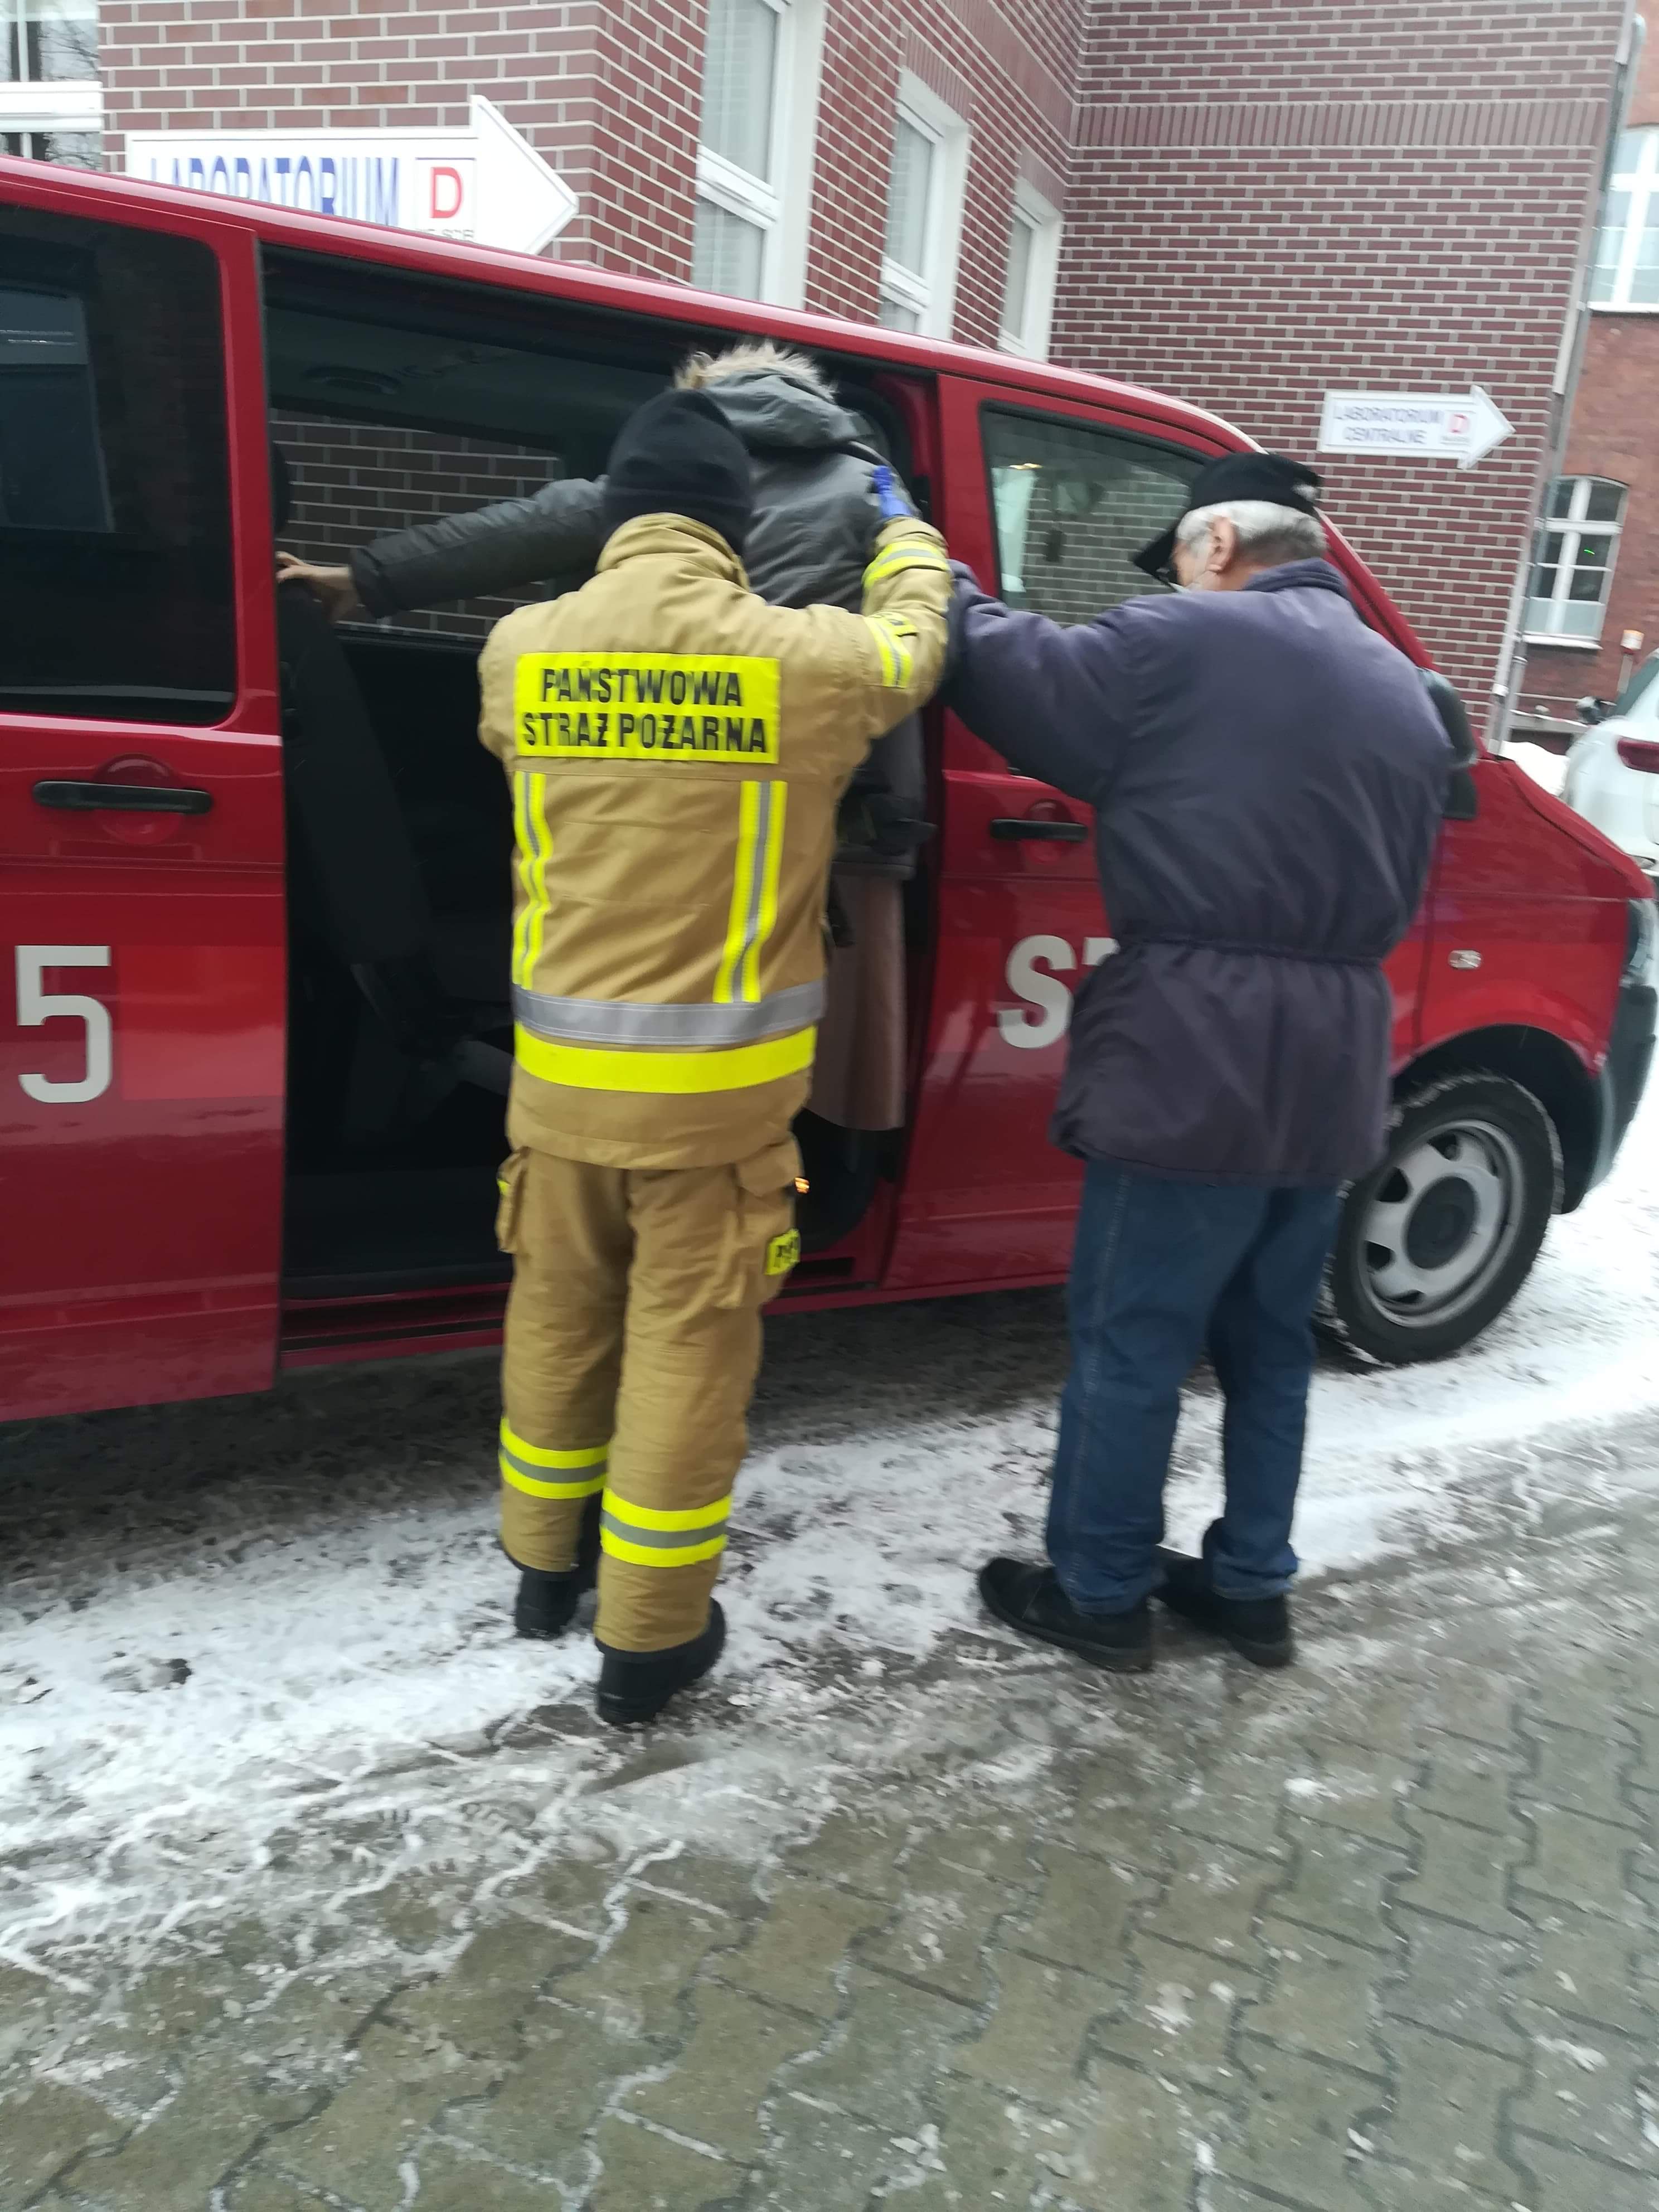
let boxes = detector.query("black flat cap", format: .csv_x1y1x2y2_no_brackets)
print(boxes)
1132,451,1325,582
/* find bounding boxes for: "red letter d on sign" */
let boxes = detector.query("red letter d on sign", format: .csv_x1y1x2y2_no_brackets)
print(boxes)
430,165,464,219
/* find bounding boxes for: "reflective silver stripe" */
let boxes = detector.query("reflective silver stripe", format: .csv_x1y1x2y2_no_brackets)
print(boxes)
499,1437,607,1483
513,977,824,1047
600,1510,725,1552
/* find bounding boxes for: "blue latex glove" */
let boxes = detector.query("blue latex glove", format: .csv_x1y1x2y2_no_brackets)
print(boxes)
871,463,915,524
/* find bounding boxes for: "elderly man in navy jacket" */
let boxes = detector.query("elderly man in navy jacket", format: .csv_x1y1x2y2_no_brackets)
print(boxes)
949,452,1451,1672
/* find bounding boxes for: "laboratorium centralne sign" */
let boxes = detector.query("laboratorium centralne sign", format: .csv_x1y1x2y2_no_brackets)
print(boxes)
1317,387,1515,469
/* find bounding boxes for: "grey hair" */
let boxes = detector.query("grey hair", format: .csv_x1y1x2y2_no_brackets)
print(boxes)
675,339,836,400
1175,498,1326,569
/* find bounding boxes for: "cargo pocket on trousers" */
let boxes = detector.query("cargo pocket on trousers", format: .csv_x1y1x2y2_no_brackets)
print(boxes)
495,1148,528,1254
719,1138,802,1306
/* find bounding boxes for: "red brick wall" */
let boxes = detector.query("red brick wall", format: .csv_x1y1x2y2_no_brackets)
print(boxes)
97,0,704,280
1526,16,1659,716
1524,315,1659,715
1055,0,1631,715
797,0,1078,342
98,0,1075,314
273,412,574,638
97,0,1630,715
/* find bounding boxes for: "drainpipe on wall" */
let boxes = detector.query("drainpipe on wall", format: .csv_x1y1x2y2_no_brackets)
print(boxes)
1488,3,1644,751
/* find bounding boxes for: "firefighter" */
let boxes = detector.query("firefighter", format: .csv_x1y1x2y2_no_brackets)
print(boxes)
478,387,951,1726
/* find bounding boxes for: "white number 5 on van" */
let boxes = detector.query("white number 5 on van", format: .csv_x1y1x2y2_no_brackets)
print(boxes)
15,947,114,1104
999,934,1118,1050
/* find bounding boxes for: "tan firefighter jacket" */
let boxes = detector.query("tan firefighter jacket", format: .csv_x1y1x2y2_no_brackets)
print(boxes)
477,510,953,1168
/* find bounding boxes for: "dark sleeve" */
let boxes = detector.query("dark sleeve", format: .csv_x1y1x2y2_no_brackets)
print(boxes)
940,579,1138,804
350,476,608,618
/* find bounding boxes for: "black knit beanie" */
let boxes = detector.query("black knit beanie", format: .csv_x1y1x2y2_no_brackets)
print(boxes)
601,388,754,554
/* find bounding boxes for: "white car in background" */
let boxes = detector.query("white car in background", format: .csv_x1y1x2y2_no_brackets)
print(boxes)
1563,659,1659,879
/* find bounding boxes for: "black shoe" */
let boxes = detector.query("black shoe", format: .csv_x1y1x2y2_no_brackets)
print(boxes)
511,1496,601,1641
1154,1550,1293,1668
596,1602,726,1728
977,1557,1152,1673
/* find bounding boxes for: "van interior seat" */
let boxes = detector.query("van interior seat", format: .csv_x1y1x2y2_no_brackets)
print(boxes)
276,581,512,1132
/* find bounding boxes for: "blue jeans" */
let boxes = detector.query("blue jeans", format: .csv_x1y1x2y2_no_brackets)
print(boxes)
1046,1163,1341,1614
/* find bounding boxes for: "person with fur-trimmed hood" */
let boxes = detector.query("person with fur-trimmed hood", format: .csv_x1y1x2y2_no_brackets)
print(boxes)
277,343,932,1122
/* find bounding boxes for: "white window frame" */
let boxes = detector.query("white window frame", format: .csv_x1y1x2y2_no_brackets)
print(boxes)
1,0,102,142
998,177,1062,358
1524,476,1626,645
1591,126,1659,312
692,0,825,311
878,71,969,342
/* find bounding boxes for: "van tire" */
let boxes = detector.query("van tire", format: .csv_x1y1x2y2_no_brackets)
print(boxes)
1323,1072,1559,1365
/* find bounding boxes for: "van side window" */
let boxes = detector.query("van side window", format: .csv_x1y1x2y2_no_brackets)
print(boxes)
264,274,668,642
0,206,235,722
981,408,1199,626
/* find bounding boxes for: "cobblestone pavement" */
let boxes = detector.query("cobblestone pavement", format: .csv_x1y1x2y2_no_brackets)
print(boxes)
3,1382,1659,2209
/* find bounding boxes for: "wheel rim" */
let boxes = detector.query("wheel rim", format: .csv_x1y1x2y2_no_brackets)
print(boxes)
1359,1117,1527,1331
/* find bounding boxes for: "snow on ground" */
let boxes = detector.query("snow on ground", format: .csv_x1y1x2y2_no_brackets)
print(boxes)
1,1080,1657,1970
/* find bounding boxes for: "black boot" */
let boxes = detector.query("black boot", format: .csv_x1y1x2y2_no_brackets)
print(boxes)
596,1602,726,1728
1154,1549,1293,1668
512,1496,601,1641
977,1558,1153,1672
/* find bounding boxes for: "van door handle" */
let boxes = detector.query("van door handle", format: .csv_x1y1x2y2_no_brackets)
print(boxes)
33,780,214,816
990,816,1088,842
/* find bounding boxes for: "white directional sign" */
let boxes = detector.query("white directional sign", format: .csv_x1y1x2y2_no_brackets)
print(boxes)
125,95,576,256
1317,386,1515,469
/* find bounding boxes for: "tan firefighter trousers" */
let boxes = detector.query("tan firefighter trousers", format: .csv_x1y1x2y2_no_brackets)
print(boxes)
495,1138,802,1652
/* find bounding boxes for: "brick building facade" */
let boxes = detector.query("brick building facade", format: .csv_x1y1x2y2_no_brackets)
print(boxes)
75,0,1633,716
1524,15,1659,720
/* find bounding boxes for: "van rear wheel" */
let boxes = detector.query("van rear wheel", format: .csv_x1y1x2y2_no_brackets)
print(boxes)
1325,1072,1558,1364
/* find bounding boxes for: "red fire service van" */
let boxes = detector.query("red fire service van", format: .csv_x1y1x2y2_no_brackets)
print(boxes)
2,157,1655,1425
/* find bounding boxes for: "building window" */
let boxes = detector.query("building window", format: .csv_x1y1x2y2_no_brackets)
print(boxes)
1,0,101,161
1590,128,1659,309
998,178,1062,357
877,74,969,339
1525,477,1626,642
2,129,96,163
3,0,96,83
691,0,824,309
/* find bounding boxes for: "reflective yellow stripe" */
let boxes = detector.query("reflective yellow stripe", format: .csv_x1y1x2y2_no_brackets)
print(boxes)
511,772,533,986
866,620,900,687
601,1529,728,1568
498,1420,608,1500
715,779,762,1005
600,1487,731,1568
512,771,551,989
866,617,913,689
863,543,950,589
514,1021,816,1093
743,781,787,1004
500,1454,607,1500
500,1420,607,1469
604,1491,729,1532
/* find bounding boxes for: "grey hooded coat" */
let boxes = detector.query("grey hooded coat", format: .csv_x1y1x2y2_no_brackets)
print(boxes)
350,369,891,618
347,370,924,866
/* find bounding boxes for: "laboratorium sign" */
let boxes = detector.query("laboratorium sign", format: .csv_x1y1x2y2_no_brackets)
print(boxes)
125,99,577,256
134,140,414,225
1317,386,1514,468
